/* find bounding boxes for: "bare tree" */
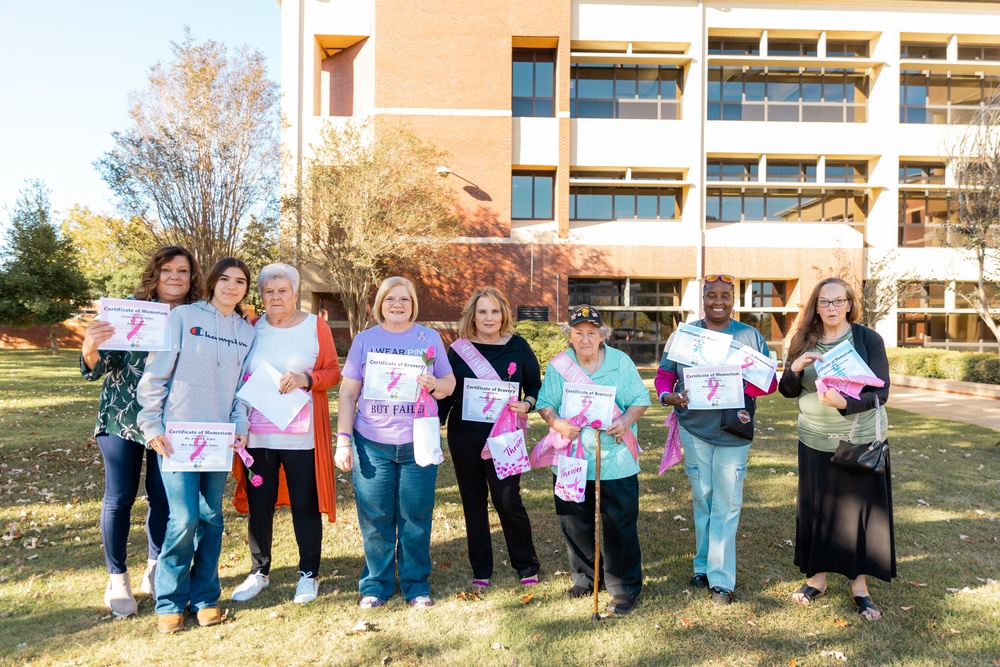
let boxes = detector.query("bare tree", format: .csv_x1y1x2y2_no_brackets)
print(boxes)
811,248,915,328
97,29,279,268
293,119,462,337
946,94,1000,352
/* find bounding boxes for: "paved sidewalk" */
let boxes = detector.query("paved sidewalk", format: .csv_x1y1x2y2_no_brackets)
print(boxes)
889,384,1000,430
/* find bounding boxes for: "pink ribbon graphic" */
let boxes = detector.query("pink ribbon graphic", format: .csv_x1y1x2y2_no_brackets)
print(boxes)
576,396,593,421
189,435,207,462
706,377,720,400
740,355,754,369
482,391,496,415
126,313,145,341
386,369,402,392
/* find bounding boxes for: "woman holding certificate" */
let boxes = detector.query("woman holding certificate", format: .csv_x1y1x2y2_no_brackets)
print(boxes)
778,277,893,621
230,263,341,605
80,246,203,618
535,305,649,615
335,276,456,609
655,274,777,606
437,287,541,588
137,258,255,634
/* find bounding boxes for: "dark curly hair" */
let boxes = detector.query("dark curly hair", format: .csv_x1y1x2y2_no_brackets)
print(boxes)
134,246,204,304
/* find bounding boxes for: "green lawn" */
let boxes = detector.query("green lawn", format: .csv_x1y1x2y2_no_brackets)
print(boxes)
1,349,998,666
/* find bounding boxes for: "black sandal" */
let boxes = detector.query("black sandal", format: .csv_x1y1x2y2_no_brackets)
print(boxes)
853,595,882,620
792,583,825,605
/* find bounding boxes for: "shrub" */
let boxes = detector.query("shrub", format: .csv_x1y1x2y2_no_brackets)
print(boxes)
886,348,1000,384
515,320,567,370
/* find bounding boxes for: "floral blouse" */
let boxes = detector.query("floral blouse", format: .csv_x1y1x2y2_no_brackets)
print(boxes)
80,348,149,445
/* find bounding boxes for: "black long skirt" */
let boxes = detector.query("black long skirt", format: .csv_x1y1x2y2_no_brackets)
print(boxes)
795,441,896,581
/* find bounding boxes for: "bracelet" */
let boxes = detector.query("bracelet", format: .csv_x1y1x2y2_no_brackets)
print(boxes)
336,431,352,439
305,374,313,390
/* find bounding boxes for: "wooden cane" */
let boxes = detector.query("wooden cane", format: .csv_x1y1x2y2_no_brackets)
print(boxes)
592,428,603,621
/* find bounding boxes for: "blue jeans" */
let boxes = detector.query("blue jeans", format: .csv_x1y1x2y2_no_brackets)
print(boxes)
154,464,228,615
97,434,168,574
351,432,438,601
679,425,750,592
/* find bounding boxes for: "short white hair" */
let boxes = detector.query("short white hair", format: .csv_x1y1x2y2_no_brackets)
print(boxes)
562,323,613,339
257,262,300,294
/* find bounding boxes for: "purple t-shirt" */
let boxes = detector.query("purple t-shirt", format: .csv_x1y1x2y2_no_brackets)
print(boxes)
343,323,452,445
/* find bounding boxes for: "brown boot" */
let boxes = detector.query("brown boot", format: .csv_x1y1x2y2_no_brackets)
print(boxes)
104,573,138,618
196,606,223,627
157,613,184,634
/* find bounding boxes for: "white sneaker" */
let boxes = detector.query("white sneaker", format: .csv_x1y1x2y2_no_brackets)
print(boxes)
293,572,319,604
232,572,269,602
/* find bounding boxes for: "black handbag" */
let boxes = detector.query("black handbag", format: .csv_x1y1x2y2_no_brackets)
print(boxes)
721,396,755,440
830,395,887,474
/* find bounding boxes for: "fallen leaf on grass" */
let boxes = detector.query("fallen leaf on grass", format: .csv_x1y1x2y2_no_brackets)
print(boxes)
909,581,928,587
900,606,914,611
673,515,687,522
491,642,506,651
346,620,378,635
680,618,695,627
833,619,848,628
521,592,534,605
819,650,847,662
917,499,929,506
654,623,662,630
440,562,450,569
789,660,797,667
455,591,480,601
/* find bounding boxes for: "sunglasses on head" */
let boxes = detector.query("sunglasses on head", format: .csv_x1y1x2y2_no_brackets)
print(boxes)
704,274,735,284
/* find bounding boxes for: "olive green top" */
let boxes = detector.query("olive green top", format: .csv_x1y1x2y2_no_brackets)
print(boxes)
795,330,887,453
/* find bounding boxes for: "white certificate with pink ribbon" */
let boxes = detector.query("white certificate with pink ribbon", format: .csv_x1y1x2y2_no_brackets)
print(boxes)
724,340,777,391
160,422,235,472
559,383,616,428
97,298,170,352
682,366,745,410
362,352,426,402
462,378,518,423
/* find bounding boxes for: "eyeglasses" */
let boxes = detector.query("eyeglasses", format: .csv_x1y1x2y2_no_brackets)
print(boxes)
704,274,735,284
817,298,849,308
384,297,412,306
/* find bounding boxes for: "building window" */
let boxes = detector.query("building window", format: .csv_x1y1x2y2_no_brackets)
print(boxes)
827,41,869,58
898,192,955,247
767,161,817,182
768,39,817,57
568,277,684,364
708,38,760,56
899,72,998,124
707,159,759,182
570,64,682,120
569,186,681,221
513,49,555,117
511,171,554,220
706,189,867,224
958,44,1000,61
900,163,946,185
750,280,787,307
826,161,868,183
897,281,994,348
900,42,947,60
708,67,867,122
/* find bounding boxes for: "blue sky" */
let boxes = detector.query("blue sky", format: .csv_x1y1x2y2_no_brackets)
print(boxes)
0,0,281,223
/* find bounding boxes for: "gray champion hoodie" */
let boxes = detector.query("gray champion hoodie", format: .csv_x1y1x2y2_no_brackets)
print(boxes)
137,300,255,441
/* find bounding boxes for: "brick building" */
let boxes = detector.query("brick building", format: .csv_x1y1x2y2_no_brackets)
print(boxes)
279,0,1000,362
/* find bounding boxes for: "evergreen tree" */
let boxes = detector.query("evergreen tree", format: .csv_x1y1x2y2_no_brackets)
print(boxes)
0,181,92,352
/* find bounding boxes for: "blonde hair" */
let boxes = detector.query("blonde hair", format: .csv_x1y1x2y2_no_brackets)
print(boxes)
787,277,861,362
372,276,419,324
457,287,515,339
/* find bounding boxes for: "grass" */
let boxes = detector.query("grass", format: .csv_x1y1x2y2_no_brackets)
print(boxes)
1,348,999,666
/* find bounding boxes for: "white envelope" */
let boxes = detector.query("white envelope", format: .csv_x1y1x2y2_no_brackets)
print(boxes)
236,361,310,430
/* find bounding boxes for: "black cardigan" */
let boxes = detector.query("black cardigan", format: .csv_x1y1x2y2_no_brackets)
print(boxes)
778,323,890,416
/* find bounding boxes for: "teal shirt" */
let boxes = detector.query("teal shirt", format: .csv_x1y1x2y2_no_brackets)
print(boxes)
537,345,651,480
81,349,149,445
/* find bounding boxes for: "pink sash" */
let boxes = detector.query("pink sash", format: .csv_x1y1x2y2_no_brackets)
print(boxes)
528,351,640,468
451,337,527,431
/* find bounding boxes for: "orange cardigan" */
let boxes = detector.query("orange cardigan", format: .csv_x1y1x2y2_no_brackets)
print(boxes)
231,315,342,522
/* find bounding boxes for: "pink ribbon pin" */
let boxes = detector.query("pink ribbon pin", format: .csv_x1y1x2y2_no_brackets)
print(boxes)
189,435,207,462
126,313,145,341
387,369,402,392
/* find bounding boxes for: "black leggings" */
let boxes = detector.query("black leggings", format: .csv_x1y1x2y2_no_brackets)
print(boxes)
243,447,322,576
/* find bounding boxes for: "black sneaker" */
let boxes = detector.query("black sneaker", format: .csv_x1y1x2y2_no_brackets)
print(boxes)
710,586,733,605
690,573,709,589
608,594,638,615
566,585,591,599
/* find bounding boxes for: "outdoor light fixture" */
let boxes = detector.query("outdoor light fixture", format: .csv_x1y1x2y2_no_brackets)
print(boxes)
436,165,452,177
